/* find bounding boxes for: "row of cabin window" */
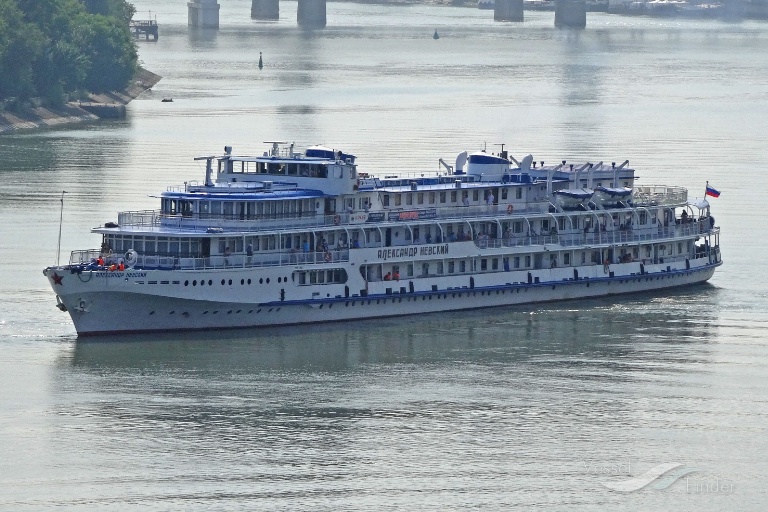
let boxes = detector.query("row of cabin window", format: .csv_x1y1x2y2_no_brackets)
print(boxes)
380,188,523,208
227,161,330,178
293,269,348,286
106,236,200,257
162,198,317,217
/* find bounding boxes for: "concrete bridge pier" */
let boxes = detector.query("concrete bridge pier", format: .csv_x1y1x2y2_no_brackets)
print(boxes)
188,0,220,28
494,0,524,22
252,0,279,20
555,0,587,28
297,0,327,28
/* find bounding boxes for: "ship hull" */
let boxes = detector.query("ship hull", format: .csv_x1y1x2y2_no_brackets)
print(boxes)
51,262,719,336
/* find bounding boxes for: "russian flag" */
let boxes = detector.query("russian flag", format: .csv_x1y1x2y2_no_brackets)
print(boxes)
705,185,721,198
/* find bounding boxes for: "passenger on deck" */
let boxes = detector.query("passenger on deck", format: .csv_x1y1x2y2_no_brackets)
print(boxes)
384,272,392,281
393,270,400,281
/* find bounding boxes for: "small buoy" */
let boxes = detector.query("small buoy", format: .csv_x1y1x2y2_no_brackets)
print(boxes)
258,52,263,70
161,98,173,102
433,30,439,40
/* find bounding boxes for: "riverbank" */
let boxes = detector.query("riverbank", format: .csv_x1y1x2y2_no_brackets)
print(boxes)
0,67,161,134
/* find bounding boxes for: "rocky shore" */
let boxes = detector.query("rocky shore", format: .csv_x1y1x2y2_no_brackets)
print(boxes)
0,67,161,134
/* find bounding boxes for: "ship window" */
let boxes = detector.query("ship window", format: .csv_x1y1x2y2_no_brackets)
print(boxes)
564,253,570,265
417,193,424,204
501,188,508,200
407,264,414,277
448,261,455,274
542,220,550,232
383,195,390,207
459,261,466,273
516,188,522,199
581,252,586,264
678,243,683,253
639,211,647,224
394,194,401,207
440,192,446,203
480,259,487,271
145,238,156,254
524,255,531,267
514,256,520,269
514,221,522,234
451,191,457,203
492,258,499,270
429,192,436,204
437,262,444,275
406,193,413,206
473,190,479,201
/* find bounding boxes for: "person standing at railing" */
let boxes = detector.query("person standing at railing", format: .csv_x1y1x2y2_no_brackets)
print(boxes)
224,246,231,267
246,242,253,265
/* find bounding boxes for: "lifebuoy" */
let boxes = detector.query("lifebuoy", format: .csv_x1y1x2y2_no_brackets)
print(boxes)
333,215,341,225
507,204,513,214
125,249,138,267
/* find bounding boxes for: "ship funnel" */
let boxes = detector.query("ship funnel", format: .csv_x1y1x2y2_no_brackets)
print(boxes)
455,151,468,174
520,154,533,172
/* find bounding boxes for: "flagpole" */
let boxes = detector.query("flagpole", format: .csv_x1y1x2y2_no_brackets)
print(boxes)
57,191,67,266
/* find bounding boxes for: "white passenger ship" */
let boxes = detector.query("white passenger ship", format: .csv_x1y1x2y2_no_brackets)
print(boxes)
43,141,722,335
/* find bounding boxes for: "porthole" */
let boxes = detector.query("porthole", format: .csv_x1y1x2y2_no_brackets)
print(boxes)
241,279,244,285
149,311,155,315
236,310,241,313
221,279,225,285
227,310,232,314
203,311,208,315
193,280,197,286
170,311,175,315
259,278,263,284
228,279,232,285
247,279,251,285
278,277,282,283
266,278,270,284
184,280,189,286
208,280,212,286
200,281,204,286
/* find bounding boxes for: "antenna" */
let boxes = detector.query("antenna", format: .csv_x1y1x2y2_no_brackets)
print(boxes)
56,191,68,266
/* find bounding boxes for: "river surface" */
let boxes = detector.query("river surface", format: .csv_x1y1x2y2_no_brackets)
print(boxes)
1,1,767,509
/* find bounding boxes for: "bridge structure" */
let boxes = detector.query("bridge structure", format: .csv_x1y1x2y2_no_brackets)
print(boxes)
188,0,590,30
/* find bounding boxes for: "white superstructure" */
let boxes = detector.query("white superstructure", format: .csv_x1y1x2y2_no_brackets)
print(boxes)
43,141,722,335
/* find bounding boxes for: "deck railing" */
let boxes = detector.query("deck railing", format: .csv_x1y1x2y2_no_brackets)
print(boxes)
477,223,715,250
69,248,351,270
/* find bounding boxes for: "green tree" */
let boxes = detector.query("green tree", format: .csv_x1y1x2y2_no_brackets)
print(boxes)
81,0,136,24
0,0,45,100
0,0,138,101
79,13,137,92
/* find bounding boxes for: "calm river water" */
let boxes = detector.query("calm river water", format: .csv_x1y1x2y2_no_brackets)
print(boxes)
1,1,767,509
